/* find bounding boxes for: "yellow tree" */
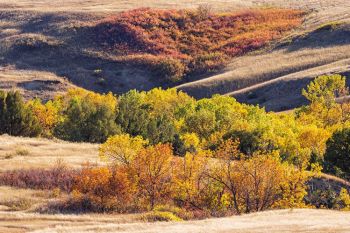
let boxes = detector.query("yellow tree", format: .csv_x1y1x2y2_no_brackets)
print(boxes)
173,150,212,210
132,144,174,209
301,74,347,127
99,134,148,165
207,139,245,214
274,165,310,209
239,153,285,213
26,99,61,136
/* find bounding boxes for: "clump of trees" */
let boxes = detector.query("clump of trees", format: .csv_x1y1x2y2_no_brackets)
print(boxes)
70,135,310,215
1,74,350,216
0,90,41,137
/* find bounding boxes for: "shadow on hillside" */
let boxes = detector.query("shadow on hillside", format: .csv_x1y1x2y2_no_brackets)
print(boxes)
233,71,350,112
0,10,160,95
285,25,350,52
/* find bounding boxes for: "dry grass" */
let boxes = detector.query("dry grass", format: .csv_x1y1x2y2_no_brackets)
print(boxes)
0,67,75,101
0,186,54,212
0,0,349,27
177,24,350,111
0,135,100,171
177,44,350,94
0,209,349,233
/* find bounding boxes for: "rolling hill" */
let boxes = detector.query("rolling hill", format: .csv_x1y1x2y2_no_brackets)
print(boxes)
0,0,349,110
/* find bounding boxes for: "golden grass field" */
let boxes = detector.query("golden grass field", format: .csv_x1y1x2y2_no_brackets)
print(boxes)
0,135,100,171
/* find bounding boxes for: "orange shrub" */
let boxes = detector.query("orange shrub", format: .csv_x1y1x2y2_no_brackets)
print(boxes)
71,166,135,212
132,144,174,209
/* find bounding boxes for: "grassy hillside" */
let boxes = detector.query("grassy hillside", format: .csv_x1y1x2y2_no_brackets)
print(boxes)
93,8,302,82
0,7,303,101
0,135,100,171
178,23,350,110
0,0,349,110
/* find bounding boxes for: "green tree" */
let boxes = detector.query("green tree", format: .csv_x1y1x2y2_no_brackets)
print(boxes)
184,108,216,140
302,74,346,107
324,128,350,179
54,89,120,143
116,90,149,137
224,130,264,156
0,90,41,137
116,90,177,144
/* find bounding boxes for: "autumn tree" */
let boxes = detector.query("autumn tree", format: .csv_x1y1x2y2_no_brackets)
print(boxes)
72,166,135,212
302,74,346,108
173,150,212,210
27,98,61,137
208,139,294,214
300,74,347,127
131,144,174,209
274,166,309,209
99,133,147,165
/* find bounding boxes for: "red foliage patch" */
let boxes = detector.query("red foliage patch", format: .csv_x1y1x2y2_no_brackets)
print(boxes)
0,167,77,192
94,8,304,81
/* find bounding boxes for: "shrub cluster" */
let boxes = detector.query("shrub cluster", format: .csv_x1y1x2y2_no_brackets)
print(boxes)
67,140,309,215
95,8,303,81
0,163,76,192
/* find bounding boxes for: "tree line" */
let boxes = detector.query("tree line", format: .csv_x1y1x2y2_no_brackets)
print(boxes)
1,74,350,216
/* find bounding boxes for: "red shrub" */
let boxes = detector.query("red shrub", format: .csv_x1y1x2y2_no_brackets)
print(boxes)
94,8,304,81
0,167,77,192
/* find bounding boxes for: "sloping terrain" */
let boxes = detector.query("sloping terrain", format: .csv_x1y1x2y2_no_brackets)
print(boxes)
175,0,350,111
178,24,350,110
0,135,100,171
0,0,349,109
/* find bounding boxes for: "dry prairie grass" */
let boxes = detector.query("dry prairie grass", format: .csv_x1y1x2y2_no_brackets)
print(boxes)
177,24,350,110
0,208,349,233
0,0,349,26
177,44,350,95
0,67,75,101
0,135,100,171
